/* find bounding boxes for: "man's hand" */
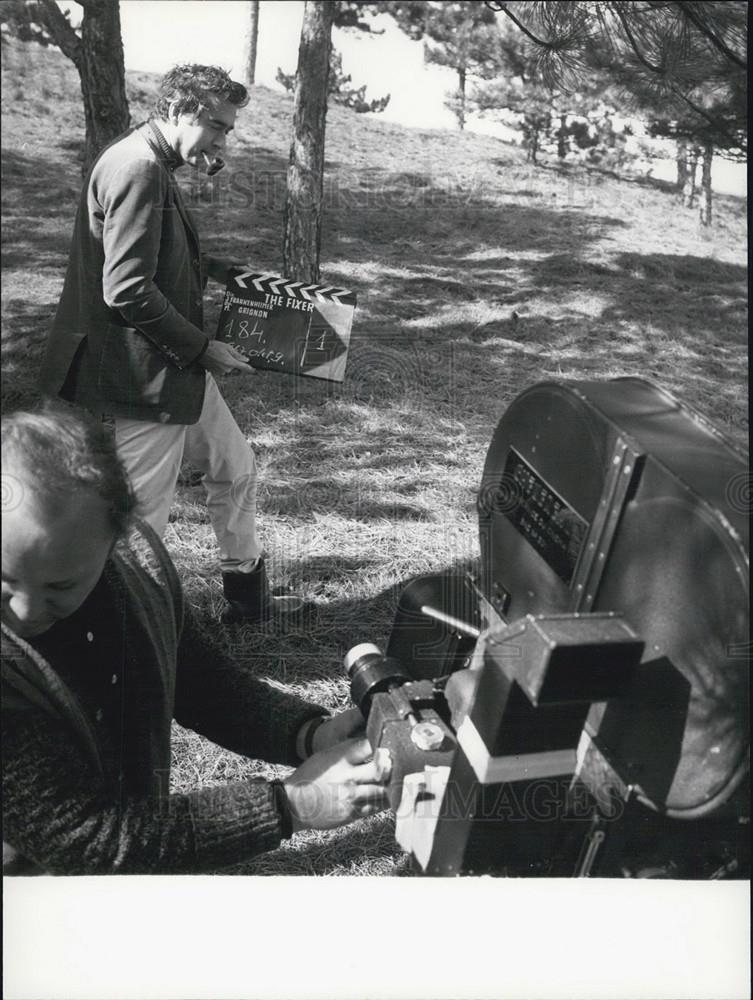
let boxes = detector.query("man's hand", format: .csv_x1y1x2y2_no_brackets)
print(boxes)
283,738,392,832
203,254,241,285
311,708,365,754
199,340,255,376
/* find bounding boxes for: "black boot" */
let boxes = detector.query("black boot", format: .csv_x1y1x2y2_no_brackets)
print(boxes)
221,559,304,625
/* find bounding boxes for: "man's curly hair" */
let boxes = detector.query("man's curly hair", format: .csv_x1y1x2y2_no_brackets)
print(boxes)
155,64,249,119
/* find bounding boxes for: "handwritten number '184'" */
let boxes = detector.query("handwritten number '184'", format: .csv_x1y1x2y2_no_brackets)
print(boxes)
226,318,264,342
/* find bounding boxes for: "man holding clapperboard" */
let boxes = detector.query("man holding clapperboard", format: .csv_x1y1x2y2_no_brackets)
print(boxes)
39,64,306,624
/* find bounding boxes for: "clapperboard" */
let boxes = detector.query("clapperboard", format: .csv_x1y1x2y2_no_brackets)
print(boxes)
216,269,357,382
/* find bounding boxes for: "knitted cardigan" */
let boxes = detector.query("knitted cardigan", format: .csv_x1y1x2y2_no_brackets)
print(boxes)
1,521,325,875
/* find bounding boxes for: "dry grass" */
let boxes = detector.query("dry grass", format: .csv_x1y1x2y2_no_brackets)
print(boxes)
1,37,748,875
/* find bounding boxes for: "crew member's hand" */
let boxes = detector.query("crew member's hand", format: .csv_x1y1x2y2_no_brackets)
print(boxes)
283,737,392,832
199,340,255,376
311,708,365,754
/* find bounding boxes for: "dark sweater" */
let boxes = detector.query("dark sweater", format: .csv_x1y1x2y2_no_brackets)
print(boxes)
1,521,324,875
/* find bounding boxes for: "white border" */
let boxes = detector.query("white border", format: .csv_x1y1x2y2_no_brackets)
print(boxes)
3,877,751,1000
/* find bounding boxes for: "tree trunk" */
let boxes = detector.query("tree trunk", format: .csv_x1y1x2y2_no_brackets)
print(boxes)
457,66,466,131
38,0,129,173
675,136,688,198
557,113,567,159
682,144,700,207
521,116,540,164
529,125,539,164
244,0,259,87
282,0,334,283
79,0,130,171
698,142,713,227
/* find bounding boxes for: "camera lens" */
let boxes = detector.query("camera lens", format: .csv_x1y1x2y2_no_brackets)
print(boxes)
344,643,411,717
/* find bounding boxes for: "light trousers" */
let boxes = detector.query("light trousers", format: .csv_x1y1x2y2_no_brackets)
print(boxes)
114,374,261,572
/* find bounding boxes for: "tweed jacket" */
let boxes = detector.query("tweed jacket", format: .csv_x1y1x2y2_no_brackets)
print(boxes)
39,122,210,425
1,520,325,874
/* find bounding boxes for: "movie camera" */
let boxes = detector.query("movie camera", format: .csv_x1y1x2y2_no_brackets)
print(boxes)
345,378,749,878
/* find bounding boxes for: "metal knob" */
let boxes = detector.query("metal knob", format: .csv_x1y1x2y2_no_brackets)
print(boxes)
410,721,445,751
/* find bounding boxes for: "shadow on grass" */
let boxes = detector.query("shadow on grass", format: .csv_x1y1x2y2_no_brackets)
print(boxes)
196,155,744,438
210,554,478,671
2,126,747,455
1,149,81,226
535,158,687,196
0,297,60,414
214,586,400,671
222,812,405,876
4,135,745,434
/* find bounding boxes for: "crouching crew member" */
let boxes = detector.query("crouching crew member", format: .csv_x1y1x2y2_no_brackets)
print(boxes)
1,406,389,875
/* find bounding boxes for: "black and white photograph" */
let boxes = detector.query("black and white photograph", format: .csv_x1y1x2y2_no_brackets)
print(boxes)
1,1,749,997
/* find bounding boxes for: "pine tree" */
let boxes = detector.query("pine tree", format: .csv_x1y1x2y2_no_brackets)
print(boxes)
385,0,498,130
488,1,747,224
470,18,622,167
423,2,499,130
2,0,130,171
277,48,390,113
470,39,552,163
243,0,260,87
282,0,335,283
281,0,390,280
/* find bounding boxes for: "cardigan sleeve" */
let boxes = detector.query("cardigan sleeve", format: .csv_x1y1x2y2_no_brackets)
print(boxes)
99,158,208,368
173,604,327,767
1,701,289,875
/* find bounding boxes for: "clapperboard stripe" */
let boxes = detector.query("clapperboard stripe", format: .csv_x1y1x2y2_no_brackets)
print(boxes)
267,276,289,295
252,272,281,292
329,288,356,305
233,271,356,306
233,270,275,290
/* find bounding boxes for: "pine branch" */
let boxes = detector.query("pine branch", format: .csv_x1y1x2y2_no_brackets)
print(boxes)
492,3,559,50
483,0,745,151
610,3,665,75
676,1,747,70
36,0,82,65
666,82,742,147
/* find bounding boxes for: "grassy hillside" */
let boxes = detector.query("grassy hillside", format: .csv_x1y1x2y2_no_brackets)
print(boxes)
1,37,748,876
